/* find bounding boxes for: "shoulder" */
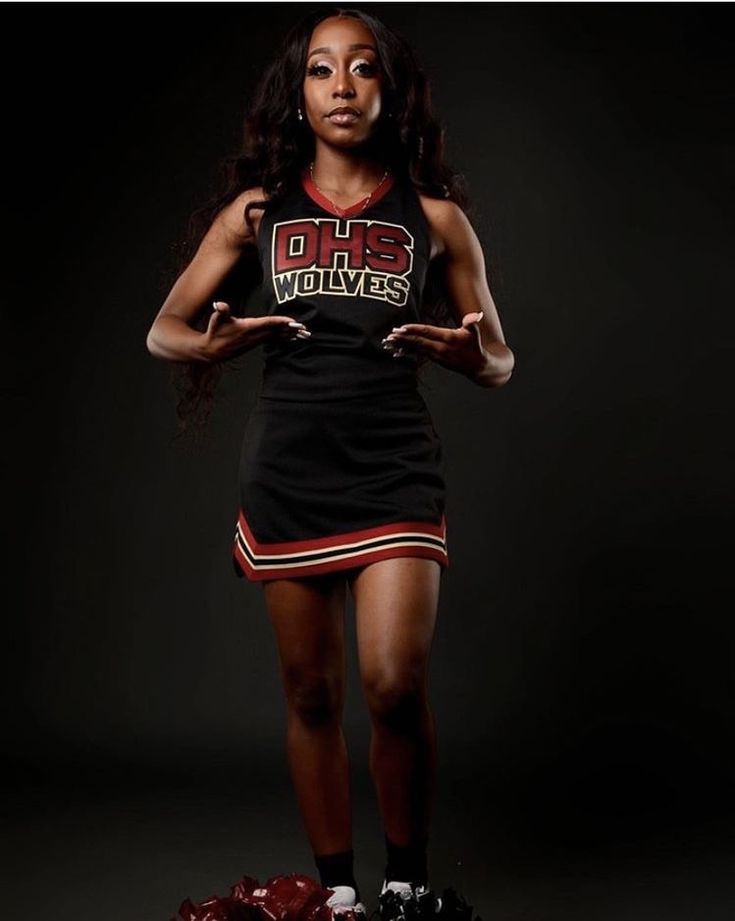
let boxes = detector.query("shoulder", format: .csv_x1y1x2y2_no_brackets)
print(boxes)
213,186,270,248
416,193,474,260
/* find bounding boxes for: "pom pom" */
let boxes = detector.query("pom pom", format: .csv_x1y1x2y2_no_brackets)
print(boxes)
170,872,479,921
436,887,482,921
376,885,482,921
171,873,360,921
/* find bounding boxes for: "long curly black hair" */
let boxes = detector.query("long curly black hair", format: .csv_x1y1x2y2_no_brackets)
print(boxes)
169,5,471,441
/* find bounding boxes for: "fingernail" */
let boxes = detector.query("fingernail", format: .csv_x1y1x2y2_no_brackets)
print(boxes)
295,329,311,338
288,321,306,328
392,348,406,357
392,326,407,333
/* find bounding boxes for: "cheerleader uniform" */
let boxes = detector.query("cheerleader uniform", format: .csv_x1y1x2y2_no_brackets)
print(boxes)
231,166,449,582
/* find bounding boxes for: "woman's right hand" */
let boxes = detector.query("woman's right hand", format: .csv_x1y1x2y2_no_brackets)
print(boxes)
202,301,311,362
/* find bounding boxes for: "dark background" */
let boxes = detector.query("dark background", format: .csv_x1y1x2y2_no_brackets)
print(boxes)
5,3,734,919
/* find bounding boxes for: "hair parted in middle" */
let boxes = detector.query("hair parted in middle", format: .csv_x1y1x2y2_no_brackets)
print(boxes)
239,6,467,218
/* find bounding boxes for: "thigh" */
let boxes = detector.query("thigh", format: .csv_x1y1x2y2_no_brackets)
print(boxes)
348,558,441,685
263,573,348,681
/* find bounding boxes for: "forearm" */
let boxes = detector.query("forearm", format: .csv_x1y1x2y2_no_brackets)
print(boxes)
146,314,212,363
468,342,515,388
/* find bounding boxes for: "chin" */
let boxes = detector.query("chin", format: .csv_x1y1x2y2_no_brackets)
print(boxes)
321,135,372,151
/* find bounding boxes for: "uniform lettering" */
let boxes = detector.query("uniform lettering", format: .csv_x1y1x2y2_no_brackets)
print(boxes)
271,217,415,307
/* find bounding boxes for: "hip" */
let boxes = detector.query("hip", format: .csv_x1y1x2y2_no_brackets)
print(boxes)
238,389,444,480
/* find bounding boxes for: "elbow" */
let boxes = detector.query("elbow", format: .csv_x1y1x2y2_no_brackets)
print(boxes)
146,326,165,360
492,352,515,387
486,370,513,389
146,329,158,358
474,345,514,388
477,369,513,389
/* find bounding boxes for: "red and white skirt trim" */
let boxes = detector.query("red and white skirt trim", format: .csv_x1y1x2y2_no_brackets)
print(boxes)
233,509,449,581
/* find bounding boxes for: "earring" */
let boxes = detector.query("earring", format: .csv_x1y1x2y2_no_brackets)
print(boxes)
297,107,303,121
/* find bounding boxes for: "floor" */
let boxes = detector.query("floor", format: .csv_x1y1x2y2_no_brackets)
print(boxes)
6,753,734,921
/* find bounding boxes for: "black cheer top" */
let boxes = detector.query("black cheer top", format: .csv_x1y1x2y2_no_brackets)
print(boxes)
253,167,432,401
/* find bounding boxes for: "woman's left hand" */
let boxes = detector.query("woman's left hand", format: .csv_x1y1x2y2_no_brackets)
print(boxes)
382,311,488,378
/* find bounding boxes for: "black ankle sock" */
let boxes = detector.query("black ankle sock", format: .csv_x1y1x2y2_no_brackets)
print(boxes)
314,848,360,901
384,833,428,887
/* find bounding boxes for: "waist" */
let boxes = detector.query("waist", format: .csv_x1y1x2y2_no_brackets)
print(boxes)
250,386,435,427
258,349,421,402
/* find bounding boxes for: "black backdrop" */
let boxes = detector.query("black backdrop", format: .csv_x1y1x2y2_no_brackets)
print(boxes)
6,3,734,918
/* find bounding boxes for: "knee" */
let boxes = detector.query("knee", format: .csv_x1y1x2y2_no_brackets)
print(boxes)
364,674,427,733
283,668,343,727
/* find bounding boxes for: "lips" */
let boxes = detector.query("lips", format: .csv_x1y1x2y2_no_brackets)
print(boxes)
327,108,360,127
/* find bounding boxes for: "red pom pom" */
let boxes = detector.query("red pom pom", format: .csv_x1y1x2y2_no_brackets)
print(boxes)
235,873,333,921
171,871,355,921
171,892,250,921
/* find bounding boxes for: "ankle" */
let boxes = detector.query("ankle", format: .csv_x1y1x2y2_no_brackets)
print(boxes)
383,834,429,889
314,847,361,902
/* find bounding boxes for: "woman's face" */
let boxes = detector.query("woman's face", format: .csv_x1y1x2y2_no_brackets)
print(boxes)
302,15,384,150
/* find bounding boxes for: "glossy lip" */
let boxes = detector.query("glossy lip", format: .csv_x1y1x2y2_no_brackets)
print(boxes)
327,105,360,116
328,113,359,125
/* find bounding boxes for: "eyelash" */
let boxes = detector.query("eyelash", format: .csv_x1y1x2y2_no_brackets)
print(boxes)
306,61,377,78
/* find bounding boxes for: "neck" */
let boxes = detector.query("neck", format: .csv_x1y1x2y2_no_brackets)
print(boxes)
310,144,388,195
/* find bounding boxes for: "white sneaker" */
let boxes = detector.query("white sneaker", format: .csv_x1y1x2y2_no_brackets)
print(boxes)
380,880,414,898
325,885,367,918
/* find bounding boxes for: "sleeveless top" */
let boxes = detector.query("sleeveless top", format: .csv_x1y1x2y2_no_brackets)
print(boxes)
254,167,432,401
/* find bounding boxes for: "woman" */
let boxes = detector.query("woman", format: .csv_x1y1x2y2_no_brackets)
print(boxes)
147,7,514,919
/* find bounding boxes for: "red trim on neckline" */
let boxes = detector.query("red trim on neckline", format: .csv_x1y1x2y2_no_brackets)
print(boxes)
301,167,395,218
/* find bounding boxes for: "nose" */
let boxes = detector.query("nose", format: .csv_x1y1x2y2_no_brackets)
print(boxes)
333,64,356,98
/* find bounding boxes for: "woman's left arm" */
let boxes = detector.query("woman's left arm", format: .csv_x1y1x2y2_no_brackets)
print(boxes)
386,197,515,387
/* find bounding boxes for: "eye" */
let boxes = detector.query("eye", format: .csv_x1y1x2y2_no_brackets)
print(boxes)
351,59,377,76
306,62,334,77
306,58,379,78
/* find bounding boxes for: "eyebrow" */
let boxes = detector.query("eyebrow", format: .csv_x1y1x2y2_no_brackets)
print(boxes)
307,43,376,59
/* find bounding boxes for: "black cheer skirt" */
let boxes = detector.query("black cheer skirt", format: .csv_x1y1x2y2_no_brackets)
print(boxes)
232,389,449,581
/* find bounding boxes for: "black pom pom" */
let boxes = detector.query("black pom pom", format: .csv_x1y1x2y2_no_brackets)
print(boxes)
436,887,482,921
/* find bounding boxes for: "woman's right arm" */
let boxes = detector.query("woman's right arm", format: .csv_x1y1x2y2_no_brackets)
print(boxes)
146,188,308,363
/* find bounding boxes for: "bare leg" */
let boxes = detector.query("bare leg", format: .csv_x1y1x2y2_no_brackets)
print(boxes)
348,558,441,849
262,573,351,855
